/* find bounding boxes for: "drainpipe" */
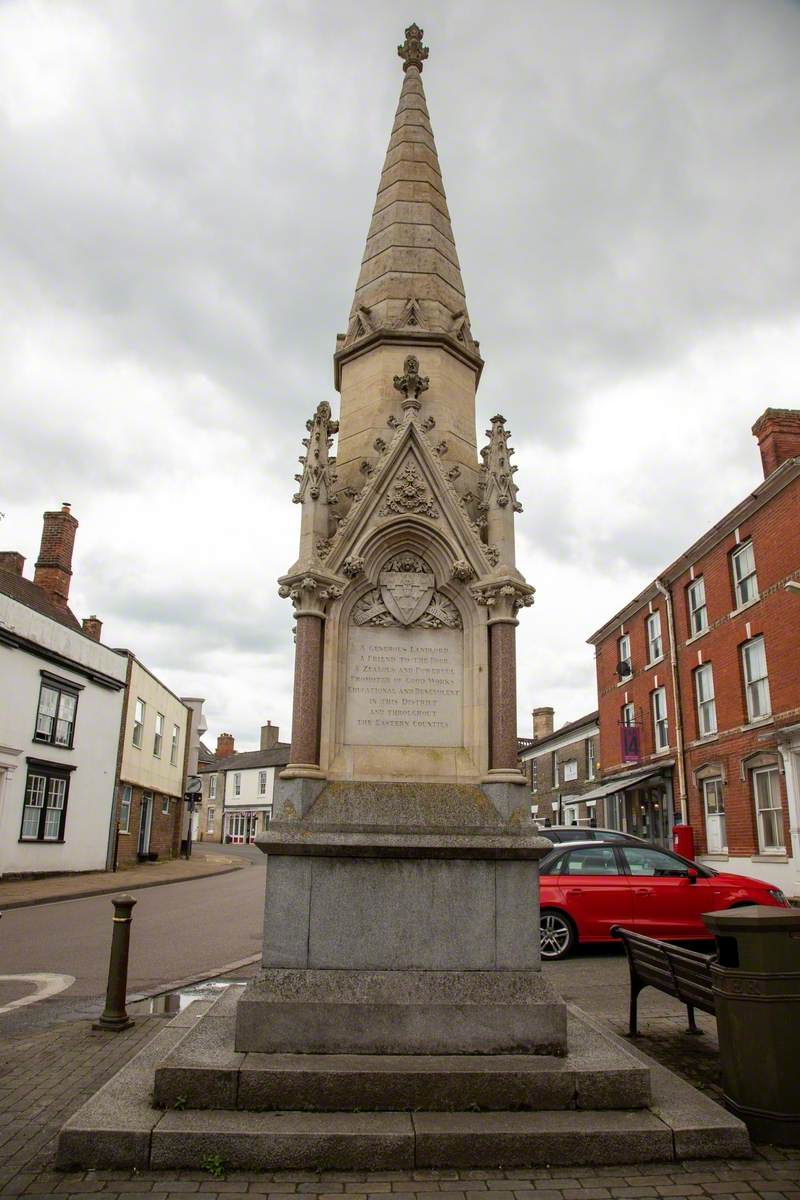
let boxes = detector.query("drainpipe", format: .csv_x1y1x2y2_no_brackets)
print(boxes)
655,578,687,824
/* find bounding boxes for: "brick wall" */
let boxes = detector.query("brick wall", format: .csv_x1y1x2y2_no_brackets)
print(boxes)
525,731,599,823
113,785,182,868
593,471,800,861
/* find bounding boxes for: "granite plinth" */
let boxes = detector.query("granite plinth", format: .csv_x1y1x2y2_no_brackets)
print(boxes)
155,1002,648,1112
59,1000,750,1169
234,968,567,1055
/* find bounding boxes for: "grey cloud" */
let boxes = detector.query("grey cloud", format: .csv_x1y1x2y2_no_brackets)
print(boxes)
3,0,799,735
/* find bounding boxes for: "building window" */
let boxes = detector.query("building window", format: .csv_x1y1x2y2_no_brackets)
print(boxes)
732,541,758,608
34,682,78,748
687,577,708,636
207,806,215,833
651,687,669,752
154,712,164,758
703,777,726,854
622,702,635,726
234,772,241,796
20,768,69,842
695,663,717,737
133,698,145,747
209,775,217,800
753,766,784,852
742,636,771,722
618,633,632,674
531,758,539,792
258,770,267,796
170,724,180,766
161,794,170,815
586,738,596,780
562,759,578,782
646,611,663,663
119,784,132,833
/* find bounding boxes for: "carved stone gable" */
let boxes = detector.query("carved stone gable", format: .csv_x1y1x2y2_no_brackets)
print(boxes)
378,462,439,519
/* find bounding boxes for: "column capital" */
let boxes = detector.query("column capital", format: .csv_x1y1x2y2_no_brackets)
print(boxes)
278,568,345,618
471,575,535,625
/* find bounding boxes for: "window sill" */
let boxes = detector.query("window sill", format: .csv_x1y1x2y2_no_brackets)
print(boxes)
751,853,788,862
685,627,710,646
616,674,633,687
652,747,671,758
18,838,65,845
701,853,729,861
32,739,74,752
730,595,760,619
743,717,774,731
645,656,665,671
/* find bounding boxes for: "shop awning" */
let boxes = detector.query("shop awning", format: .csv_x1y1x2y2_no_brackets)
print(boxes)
579,765,671,804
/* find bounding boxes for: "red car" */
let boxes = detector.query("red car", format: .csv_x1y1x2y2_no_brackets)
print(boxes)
539,840,789,959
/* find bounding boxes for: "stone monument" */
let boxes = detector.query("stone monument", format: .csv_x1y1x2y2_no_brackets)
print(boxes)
233,19,563,1060
58,25,750,1170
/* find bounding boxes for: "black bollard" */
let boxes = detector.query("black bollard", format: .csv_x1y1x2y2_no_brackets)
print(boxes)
93,894,136,1032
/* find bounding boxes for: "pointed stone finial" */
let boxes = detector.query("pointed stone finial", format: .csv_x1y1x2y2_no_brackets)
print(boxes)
398,23,428,72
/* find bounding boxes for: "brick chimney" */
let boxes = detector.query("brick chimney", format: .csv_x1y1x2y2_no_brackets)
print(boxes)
260,721,279,750
533,707,554,740
33,502,78,608
752,409,800,479
216,732,235,758
0,552,25,576
82,615,103,641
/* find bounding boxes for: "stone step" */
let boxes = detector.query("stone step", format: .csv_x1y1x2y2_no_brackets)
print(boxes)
153,993,651,1113
148,1108,669,1169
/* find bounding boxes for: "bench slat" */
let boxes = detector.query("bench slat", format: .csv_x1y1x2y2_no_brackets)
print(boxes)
615,926,716,1030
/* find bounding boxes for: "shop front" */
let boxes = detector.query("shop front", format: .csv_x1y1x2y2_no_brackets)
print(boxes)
224,807,272,844
582,765,676,847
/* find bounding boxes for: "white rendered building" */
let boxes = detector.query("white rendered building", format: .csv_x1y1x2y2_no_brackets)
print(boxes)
0,507,127,876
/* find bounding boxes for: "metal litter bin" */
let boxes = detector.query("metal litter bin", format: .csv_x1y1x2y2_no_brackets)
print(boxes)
703,905,800,1146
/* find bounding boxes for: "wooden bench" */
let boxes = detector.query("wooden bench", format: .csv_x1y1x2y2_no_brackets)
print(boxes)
612,927,716,1036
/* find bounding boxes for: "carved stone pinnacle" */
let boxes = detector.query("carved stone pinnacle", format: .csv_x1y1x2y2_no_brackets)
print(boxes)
398,23,428,73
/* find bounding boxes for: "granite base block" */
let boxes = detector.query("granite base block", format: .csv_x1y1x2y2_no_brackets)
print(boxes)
57,1003,209,1169
158,1004,648,1113
150,1110,415,1171
411,1109,674,1167
234,968,567,1055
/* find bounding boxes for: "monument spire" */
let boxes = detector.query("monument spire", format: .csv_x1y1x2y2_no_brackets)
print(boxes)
335,23,481,375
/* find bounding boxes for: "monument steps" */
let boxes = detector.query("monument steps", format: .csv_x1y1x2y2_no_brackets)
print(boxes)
57,999,750,1170
152,991,650,1113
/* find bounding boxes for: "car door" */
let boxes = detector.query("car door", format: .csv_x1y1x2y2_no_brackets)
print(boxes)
620,846,717,939
556,844,634,940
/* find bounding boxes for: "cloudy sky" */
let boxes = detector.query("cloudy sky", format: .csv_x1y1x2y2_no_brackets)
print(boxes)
2,0,799,750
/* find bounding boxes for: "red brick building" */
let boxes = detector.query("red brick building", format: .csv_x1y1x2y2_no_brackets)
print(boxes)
586,409,800,895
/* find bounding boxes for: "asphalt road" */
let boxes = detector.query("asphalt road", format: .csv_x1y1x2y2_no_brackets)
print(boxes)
0,855,266,1034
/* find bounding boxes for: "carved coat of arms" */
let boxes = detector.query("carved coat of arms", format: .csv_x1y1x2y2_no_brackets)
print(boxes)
379,553,435,626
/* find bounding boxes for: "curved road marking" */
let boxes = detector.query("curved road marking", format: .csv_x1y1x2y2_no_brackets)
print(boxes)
0,973,75,1015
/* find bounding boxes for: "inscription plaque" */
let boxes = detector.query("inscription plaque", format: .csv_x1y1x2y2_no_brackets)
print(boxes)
345,624,463,747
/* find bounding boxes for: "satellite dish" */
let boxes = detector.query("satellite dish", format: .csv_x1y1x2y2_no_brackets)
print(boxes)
616,660,632,678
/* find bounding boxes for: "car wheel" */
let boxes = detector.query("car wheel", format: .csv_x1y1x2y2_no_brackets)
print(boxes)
540,909,576,960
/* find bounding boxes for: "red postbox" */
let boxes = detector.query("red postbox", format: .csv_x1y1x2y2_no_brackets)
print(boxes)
673,823,695,861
